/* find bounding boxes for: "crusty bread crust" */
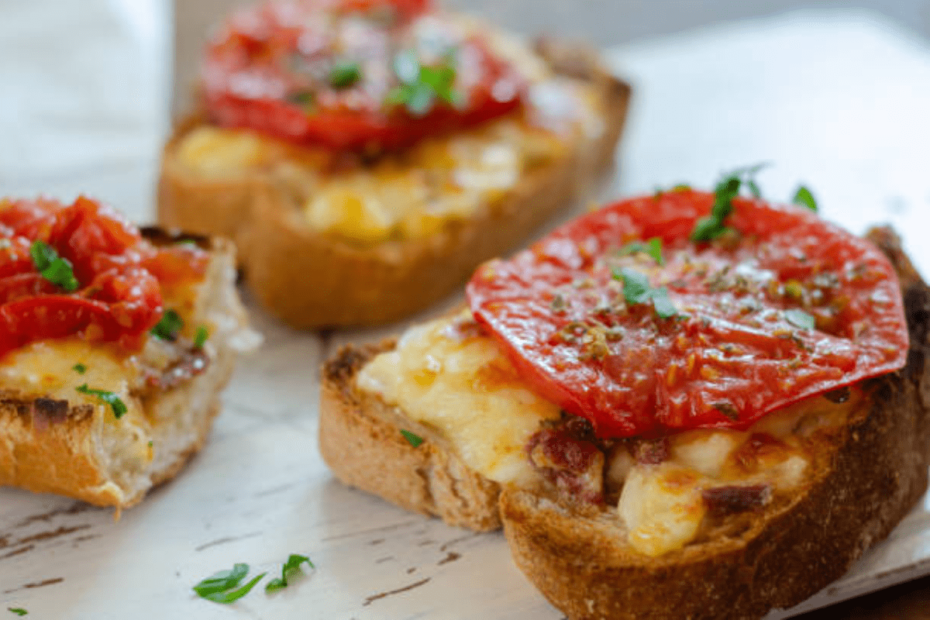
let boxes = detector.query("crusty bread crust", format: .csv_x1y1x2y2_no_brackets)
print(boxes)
158,115,260,250
318,227,930,619
0,234,250,509
320,341,502,531
158,40,632,328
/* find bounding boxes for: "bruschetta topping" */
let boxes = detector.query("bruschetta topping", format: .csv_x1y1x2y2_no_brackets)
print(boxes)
201,0,526,152
0,197,208,358
467,187,908,438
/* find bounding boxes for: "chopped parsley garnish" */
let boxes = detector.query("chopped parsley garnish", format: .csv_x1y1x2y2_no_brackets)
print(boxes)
613,268,678,319
265,554,314,593
194,326,209,349
619,237,664,265
386,49,461,117
329,60,362,89
193,563,266,605
72,363,87,374
792,185,818,212
785,308,816,330
671,183,692,192
401,429,425,448
7,609,27,617
151,309,184,341
690,164,768,242
76,384,128,419
286,91,314,111
30,240,79,292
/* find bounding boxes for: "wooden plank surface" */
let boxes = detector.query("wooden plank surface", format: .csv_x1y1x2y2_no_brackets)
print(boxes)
2,4,930,619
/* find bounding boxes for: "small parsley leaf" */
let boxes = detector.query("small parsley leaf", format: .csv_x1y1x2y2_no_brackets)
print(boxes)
7,609,27,617
616,268,652,305
690,164,769,242
151,309,184,341
613,268,679,318
76,384,128,419
194,326,209,349
792,185,818,212
619,237,664,265
193,564,266,604
193,564,249,597
30,240,79,292
651,289,678,319
401,429,424,448
785,309,816,331
265,554,314,593
386,49,461,117
329,60,362,89
72,363,87,374
286,91,314,111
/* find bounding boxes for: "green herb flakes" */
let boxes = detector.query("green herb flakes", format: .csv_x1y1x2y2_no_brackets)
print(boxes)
690,163,768,242
192,563,266,605
619,237,664,265
792,185,818,212
401,429,424,448
7,609,27,617
386,49,461,116
613,268,678,319
329,60,362,89
76,384,128,419
265,554,314,593
30,240,79,292
72,363,87,374
785,309,816,331
194,326,209,349
151,309,184,341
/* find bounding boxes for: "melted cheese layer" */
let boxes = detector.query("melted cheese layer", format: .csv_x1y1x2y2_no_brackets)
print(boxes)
175,21,603,245
357,313,561,486
357,313,857,557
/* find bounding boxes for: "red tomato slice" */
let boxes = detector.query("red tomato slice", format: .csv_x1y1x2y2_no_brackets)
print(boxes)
467,190,909,438
0,197,209,358
340,0,430,17
201,0,524,151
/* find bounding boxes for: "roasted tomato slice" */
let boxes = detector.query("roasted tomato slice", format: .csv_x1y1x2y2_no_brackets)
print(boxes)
467,190,908,438
0,197,209,358
200,0,525,152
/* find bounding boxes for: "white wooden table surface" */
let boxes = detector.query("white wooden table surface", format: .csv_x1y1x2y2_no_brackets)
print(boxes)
1,5,930,618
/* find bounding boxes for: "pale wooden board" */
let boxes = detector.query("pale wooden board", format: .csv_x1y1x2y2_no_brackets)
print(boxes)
2,4,930,619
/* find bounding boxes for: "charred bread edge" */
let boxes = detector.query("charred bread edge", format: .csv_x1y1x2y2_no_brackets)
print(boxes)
158,40,632,328
0,230,246,509
318,227,930,619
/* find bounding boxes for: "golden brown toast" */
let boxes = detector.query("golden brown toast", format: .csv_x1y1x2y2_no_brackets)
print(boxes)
158,37,631,329
0,230,254,509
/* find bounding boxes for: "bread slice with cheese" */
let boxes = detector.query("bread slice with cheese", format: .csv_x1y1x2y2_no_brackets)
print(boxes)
158,34,631,328
319,226,930,619
0,229,255,509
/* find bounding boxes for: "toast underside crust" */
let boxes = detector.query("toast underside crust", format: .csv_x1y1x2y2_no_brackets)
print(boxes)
319,227,930,619
158,38,632,328
0,233,251,509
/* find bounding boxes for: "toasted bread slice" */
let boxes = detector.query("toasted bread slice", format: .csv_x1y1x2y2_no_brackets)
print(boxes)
318,227,930,619
0,230,255,509
158,35,631,328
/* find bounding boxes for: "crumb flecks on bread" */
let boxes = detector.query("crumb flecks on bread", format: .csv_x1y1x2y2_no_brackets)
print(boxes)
319,228,930,619
158,36,631,328
0,236,254,510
